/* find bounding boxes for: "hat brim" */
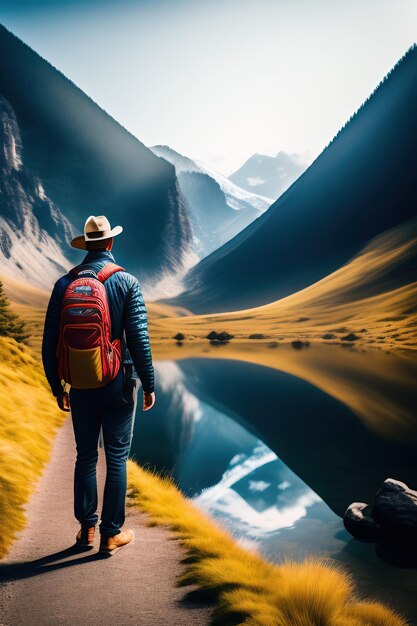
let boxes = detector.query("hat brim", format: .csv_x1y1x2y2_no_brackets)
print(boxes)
70,225,123,250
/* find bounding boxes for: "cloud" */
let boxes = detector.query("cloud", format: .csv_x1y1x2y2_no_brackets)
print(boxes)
248,480,271,492
155,361,203,422
246,176,265,187
278,480,290,490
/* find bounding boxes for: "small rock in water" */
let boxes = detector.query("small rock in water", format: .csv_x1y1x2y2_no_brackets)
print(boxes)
343,502,385,542
344,478,417,565
291,340,310,350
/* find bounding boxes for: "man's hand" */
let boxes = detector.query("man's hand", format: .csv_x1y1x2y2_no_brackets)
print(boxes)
143,391,155,411
57,391,70,412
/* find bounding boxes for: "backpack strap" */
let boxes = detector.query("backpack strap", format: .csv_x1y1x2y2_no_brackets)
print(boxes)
96,262,125,283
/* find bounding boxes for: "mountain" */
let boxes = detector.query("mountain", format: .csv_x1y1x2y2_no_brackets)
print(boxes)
0,96,74,289
229,151,306,200
151,145,270,257
152,217,417,352
166,45,417,313
0,25,193,295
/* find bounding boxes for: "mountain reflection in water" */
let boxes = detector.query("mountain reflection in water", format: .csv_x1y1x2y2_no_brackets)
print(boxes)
130,344,417,620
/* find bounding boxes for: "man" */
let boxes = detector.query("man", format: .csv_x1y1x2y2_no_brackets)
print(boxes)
42,215,155,555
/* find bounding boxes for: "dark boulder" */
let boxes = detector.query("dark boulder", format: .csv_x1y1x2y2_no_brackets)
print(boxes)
343,502,385,542
344,479,417,565
372,478,417,531
206,330,234,343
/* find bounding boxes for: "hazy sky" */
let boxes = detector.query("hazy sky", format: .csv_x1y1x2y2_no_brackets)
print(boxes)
1,0,416,174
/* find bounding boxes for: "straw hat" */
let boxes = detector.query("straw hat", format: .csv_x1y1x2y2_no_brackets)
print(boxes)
71,215,123,250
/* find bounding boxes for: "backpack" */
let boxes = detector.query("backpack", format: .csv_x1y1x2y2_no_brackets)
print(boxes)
57,262,125,390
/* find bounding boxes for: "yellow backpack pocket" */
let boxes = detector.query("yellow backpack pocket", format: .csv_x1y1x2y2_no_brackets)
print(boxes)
68,346,103,389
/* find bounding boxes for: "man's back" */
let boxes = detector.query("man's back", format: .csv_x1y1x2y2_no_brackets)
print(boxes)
42,248,154,398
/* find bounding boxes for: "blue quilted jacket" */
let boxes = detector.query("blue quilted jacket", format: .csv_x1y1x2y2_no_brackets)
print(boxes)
41,249,154,395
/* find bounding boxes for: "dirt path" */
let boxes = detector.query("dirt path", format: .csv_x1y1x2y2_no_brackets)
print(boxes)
0,418,212,626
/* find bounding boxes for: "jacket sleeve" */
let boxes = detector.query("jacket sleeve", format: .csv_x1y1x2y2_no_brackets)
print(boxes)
123,278,155,394
42,280,63,397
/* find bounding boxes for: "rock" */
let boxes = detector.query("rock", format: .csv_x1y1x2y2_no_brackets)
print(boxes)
206,330,233,343
341,333,360,341
344,479,417,565
291,340,310,350
372,478,417,531
343,502,385,542
174,333,185,341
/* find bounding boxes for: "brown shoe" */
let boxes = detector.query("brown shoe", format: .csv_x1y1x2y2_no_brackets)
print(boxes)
99,529,135,555
76,525,95,547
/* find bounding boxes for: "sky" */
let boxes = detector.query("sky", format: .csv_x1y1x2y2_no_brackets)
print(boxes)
1,0,416,175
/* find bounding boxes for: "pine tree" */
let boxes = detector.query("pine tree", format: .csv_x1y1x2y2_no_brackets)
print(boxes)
0,281,29,343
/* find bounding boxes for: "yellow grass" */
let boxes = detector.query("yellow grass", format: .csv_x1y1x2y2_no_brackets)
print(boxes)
0,336,65,558
150,220,417,352
127,461,408,625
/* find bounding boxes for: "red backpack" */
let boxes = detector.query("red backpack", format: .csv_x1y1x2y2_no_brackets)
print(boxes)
57,262,125,390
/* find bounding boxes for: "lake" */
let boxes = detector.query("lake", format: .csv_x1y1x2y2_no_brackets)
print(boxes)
130,342,417,622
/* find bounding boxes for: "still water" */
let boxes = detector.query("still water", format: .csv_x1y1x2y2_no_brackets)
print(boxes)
130,343,417,621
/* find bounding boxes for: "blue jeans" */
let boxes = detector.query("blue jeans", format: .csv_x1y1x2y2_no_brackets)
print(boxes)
69,368,137,536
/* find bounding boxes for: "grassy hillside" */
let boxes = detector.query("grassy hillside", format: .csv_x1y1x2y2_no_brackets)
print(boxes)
0,273,49,354
0,336,64,558
151,220,417,351
127,461,407,626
